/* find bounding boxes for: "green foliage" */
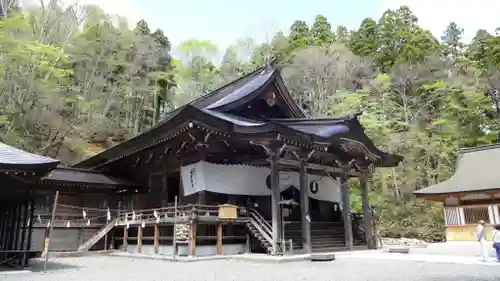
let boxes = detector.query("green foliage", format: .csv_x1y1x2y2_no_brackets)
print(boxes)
4,4,500,242
376,196,446,242
310,15,334,47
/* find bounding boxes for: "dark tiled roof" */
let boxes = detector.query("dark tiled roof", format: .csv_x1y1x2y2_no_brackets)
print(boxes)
74,65,283,168
201,109,264,127
0,142,60,171
74,64,401,169
414,144,500,196
270,114,402,167
205,68,276,110
41,167,140,188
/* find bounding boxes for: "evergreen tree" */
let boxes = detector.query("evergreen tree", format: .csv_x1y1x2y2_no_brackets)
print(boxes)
288,20,311,51
310,15,334,46
441,22,464,60
334,25,349,43
348,18,378,58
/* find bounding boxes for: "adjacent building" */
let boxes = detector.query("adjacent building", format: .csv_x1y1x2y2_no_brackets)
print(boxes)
414,144,500,241
3,62,403,264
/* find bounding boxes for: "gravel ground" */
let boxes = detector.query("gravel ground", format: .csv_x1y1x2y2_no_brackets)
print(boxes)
2,256,500,281
410,242,497,257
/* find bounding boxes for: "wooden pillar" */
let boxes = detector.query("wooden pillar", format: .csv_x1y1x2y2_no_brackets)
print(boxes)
162,173,168,207
217,223,223,255
298,155,311,254
360,171,375,249
246,233,251,253
0,204,6,261
153,223,159,254
269,143,282,255
188,222,197,256
24,195,35,267
137,225,143,253
122,226,128,250
13,201,21,252
340,166,354,250
198,191,206,205
20,196,29,268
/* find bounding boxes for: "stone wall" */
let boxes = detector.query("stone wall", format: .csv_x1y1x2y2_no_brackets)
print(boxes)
381,237,427,248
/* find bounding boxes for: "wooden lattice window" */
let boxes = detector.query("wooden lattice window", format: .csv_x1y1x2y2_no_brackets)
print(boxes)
463,206,489,225
496,205,500,224
444,207,460,225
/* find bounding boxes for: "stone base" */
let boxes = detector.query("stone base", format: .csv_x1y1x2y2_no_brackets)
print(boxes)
310,253,336,262
388,247,410,254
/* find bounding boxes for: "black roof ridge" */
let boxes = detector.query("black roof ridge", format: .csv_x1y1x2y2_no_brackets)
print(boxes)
267,112,362,123
156,64,270,127
54,166,108,174
460,143,500,154
182,65,269,110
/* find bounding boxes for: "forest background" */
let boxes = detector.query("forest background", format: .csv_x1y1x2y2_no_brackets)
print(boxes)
2,0,500,241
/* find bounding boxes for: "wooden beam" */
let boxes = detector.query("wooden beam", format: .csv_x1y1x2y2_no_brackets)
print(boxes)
217,223,223,255
137,225,143,253
188,222,197,257
122,226,128,250
360,173,375,249
275,159,360,177
340,169,353,250
153,223,159,254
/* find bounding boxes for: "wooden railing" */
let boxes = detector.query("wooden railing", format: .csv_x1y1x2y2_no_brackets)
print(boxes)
117,204,248,226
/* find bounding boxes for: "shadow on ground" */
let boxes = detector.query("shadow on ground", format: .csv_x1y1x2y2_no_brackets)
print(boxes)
26,259,82,272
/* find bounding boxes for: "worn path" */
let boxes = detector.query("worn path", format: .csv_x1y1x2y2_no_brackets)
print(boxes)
2,255,500,281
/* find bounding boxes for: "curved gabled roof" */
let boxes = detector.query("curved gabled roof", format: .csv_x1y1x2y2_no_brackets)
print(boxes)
74,63,402,169
269,115,402,167
0,142,60,172
75,105,402,169
414,144,500,198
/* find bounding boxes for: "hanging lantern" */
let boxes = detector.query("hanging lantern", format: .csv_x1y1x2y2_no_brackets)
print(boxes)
66,221,71,228
153,209,158,218
82,209,87,219
107,208,111,221
86,219,90,226
141,221,146,228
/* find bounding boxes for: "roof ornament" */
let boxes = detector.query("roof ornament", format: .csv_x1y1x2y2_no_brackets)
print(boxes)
266,92,276,107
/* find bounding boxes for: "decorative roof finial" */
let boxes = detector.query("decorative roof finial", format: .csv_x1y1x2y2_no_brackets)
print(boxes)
267,57,277,67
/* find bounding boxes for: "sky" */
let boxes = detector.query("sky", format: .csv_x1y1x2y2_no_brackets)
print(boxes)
26,0,500,52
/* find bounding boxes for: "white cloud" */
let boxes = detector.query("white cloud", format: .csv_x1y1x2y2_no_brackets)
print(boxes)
381,0,500,41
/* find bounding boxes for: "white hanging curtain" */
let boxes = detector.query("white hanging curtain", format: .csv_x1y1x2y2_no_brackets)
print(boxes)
180,161,341,204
